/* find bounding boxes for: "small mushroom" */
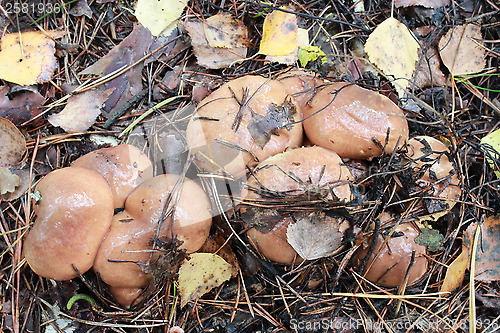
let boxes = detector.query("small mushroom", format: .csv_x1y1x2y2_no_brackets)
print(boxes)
405,136,461,217
93,174,212,307
186,75,303,178
72,144,153,208
302,82,409,159
351,222,429,287
24,167,114,280
242,146,353,264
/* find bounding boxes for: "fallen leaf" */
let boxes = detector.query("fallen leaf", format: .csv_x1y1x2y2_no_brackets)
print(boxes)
0,86,45,126
135,0,186,37
266,28,309,65
203,13,249,49
0,167,20,195
365,17,420,98
177,253,232,307
481,128,500,178
259,7,298,57
474,215,500,281
395,0,450,8
438,23,486,76
0,117,26,167
298,45,326,67
198,234,239,278
0,31,61,86
81,24,174,117
247,100,297,148
287,212,349,260
48,89,114,133
0,168,30,201
413,45,447,88
441,244,469,292
69,0,92,18
183,17,248,69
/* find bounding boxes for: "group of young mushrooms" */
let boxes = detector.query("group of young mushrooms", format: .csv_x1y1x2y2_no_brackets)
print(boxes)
24,70,462,307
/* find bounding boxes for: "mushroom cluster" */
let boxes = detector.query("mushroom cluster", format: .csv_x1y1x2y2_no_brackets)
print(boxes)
184,71,460,289
24,144,212,307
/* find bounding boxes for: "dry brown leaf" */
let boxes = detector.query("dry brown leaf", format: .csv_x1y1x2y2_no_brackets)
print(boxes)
474,215,500,281
0,86,45,126
287,212,349,261
48,89,114,133
204,13,249,49
395,0,450,8
177,253,232,307
413,45,447,88
0,117,26,167
0,168,30,201
183,18,248,69
438,23,486,76
365,17,420,97
0,31,61,86
259,7,298,56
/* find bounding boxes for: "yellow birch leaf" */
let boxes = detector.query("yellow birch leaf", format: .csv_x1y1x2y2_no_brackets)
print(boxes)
135,0,187,37
266,27,309,65
177,253,232,307
365,17,420,98
480,128,500,178
441,245,469,292
0,31,59,86
438,24,486,76
259,7,297,56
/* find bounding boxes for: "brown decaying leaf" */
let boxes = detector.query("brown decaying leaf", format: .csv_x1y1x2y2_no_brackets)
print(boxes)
286,212,349,260
0,167,20,195
48,88,115,133
80,24,175,116
395,0,450,8
183,15,248,69
438,23,486,76
473,215,500,281
0,31,62,86
69,0,92,18
0,117,27,167
413,45,447,89
0,168,30,201
0,86,45,126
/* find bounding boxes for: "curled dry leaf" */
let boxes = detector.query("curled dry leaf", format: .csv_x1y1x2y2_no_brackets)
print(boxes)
0,167,20,195
177,253,232,307
365,17,420,98
438,23,486,76
0,31,62,86
0,117,27,167
259,7,298,57
0,168,30,201
48,88,115,133
286,212,350,261
135,0,186,37
183,14,248,69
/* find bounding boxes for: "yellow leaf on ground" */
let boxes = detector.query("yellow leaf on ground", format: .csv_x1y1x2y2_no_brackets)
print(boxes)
481,129,500,178
177,253,232,307
48,89,114,133
259,7,298,56
266,28,309,65
0,31,59,85
365,17,420,98
441,245,469,292
135,0,187,37
438,24,486,76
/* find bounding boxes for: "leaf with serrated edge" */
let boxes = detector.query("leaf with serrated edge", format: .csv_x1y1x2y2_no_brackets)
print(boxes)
438,24,485,76
178,253,232,307
365,17,420,98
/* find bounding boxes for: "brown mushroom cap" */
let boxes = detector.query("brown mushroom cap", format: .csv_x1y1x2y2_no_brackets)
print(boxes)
351,222,428,287
243,146,353,264
277,70,325,110
406,136,461,215
93,174,212,292
302,82,409,159
108,286,144,308
72,144,153,208
24,167,114,280
186,75,303,178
